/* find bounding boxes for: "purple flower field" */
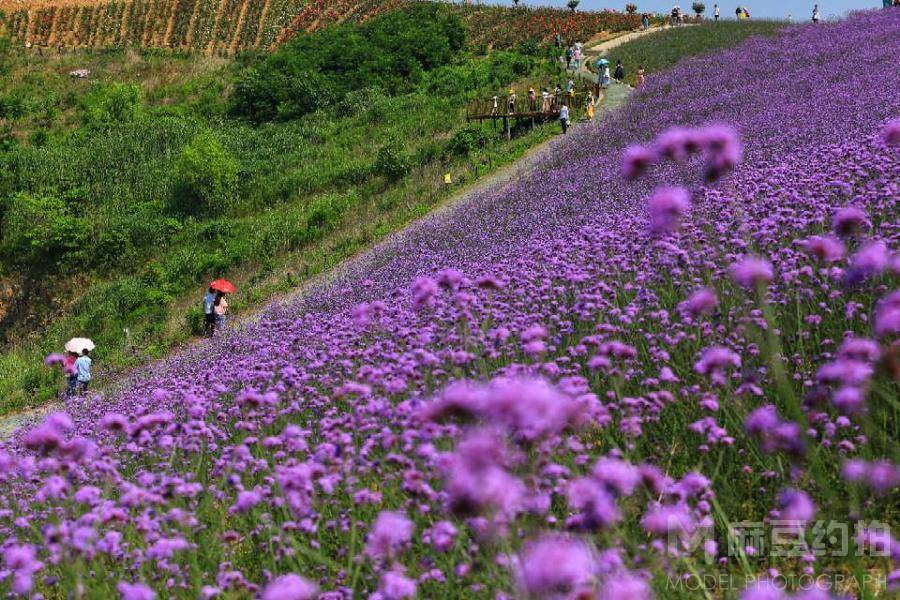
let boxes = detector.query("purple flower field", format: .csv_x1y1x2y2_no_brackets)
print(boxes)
3,10,900,599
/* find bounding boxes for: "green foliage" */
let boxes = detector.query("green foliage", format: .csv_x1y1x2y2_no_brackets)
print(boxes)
334,87,384,118
171,131,238,215
374,141,412,182
0,189,90,269
230,3,465,122
446,125,492,157
692,2,706,15
79,83,142,125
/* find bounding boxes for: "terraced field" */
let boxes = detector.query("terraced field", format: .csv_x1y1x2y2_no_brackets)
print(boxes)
0,0,315,54
0,0,643,55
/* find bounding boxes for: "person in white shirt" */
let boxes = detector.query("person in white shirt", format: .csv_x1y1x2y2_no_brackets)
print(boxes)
714,4,720,19
812,4,820,22
559,104,570,134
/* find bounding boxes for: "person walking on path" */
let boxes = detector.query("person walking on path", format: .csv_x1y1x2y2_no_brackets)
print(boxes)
573,44,582,70
214,292,229,332
203,286,217,337
559,104,570,134
614,60,625,82
601,64,612,89
565,46,573,70
812,4,820,22
642,13,651,29
64,351,78,397
555,33,562,48
75,349,92,394
585,93,595,120
636,65,646,86
714,3,720,19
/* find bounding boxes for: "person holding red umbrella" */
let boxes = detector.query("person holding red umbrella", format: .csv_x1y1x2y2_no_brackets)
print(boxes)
205,279,236,335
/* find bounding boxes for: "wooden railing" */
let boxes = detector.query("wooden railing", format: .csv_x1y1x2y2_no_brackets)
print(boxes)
466,88,592,121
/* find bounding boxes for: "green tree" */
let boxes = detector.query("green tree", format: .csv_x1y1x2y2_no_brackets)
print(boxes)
170,131,238,215
693,2,706,15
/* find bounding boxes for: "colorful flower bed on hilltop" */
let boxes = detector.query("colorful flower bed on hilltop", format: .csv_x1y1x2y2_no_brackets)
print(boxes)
452,5,641,50
276,2,642,50
1,10,899,599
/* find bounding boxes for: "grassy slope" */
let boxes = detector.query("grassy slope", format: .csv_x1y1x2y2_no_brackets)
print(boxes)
0,43,572,413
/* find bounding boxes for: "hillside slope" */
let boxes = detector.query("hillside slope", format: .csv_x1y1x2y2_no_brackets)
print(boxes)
1,10,897,598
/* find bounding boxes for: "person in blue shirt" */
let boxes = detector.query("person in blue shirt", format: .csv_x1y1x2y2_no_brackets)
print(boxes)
75,349,92,394
203,287,217,337
559,104,570,134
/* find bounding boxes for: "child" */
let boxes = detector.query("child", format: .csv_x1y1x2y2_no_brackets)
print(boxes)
636,65,646,86
64,351,78,397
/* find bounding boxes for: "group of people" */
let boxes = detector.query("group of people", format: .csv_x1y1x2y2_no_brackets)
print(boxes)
595,58,637,93
564,42,583,71
675,2,749,20
63,349,92,398
50,281,232,399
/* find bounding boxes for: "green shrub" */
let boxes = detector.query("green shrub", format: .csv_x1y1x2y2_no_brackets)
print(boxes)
170,131,238,215
0,91,29,120
306,192,352,233
446,125,492,157
185,305,205,336
0,190,90,269
335,87,384,118
80,83,141,125
374,142,412,181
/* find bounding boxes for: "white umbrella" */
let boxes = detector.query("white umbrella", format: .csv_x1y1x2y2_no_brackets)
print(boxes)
65,338,95,354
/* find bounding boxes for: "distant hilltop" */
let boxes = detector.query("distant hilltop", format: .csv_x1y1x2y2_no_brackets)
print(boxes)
0,0,640,55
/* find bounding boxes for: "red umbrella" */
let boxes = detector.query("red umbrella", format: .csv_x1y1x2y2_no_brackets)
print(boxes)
210,279,237,293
